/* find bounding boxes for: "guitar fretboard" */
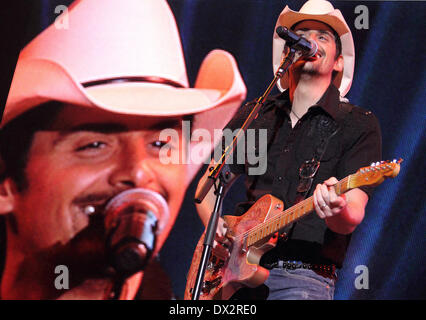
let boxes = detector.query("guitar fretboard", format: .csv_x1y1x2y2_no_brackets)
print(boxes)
245,175,351,247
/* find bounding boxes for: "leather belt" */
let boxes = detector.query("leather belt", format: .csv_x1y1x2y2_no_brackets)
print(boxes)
272,260,338,280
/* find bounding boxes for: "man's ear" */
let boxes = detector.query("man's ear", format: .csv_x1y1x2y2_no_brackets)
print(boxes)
333,54,344,73
0,178,16,215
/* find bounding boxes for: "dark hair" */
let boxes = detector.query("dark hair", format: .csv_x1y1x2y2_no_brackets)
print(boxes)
333,29,342,59
330,30,342,80
0,101,63,286
0,101,63,191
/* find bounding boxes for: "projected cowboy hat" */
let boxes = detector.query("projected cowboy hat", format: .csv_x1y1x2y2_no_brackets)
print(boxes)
272,0,355,97
3,0,246,180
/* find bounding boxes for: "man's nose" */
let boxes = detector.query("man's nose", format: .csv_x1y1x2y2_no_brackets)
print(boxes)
301,31,313,41
108,141,155,189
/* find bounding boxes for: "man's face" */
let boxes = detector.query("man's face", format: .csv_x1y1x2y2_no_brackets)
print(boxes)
7,104,188,284
289,20,343,79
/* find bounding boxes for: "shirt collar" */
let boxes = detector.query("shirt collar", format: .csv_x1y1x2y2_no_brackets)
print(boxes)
314,84,341,120
265,84,342,121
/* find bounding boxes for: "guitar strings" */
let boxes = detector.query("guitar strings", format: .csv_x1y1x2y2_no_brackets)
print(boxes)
233,196,312,242
232,175,351,243
226,164,396,249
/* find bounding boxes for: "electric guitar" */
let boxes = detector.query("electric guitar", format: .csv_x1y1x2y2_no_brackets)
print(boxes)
185,159,402,300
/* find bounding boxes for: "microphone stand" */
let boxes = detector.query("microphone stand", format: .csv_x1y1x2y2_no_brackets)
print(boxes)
191,47,298,300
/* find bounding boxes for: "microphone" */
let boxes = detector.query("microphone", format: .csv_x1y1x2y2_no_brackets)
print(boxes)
276,26,318,57
104,188,169,277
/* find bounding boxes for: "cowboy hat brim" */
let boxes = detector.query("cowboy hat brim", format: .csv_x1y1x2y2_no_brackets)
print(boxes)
3,49,245,123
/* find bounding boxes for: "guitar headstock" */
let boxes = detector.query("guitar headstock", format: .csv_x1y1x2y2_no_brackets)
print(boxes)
349,159,402,188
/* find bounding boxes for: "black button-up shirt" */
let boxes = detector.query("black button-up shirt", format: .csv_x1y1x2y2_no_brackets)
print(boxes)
223,85,382,267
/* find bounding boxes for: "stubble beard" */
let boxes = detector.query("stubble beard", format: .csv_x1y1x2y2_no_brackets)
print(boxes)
300,60,320,76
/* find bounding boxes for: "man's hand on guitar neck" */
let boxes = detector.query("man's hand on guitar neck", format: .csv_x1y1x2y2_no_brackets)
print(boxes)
313,177,347,219
313,177,368,235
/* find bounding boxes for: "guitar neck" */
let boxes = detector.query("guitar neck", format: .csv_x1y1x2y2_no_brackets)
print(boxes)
246,175,352,247
286,175,351,222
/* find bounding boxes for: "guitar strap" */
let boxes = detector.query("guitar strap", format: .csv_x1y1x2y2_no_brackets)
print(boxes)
283,103,352,238
296,116,340,200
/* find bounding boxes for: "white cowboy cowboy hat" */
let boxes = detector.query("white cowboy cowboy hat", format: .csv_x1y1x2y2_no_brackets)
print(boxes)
272,0,355,97
2,0,247,181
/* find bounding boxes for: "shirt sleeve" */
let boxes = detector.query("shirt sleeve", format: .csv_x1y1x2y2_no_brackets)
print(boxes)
336,109,382,198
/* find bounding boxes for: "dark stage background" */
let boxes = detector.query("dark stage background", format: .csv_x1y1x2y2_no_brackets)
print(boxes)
1,0,425,300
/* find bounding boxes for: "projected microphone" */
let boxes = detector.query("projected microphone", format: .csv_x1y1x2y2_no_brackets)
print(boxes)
104,188,169,277
276,26,318,57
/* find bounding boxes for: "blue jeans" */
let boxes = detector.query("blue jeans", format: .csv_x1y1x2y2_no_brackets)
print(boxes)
264,267,336,300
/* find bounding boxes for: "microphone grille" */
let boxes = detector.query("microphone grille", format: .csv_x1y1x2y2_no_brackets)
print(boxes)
308,40,318,57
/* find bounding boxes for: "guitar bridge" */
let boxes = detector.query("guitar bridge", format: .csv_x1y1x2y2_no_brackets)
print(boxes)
202,276,222,294
207,255,225,273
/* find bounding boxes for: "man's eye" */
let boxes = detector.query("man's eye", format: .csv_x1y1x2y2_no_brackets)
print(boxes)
76,141,106,151
151,141,169,148
318,34,330,41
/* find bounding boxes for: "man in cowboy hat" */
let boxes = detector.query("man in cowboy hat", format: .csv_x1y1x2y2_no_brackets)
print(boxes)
0,0,246,299
196,0,381,299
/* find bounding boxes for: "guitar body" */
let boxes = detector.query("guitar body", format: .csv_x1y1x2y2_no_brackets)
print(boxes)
184,194,284,300
184,159,401,300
